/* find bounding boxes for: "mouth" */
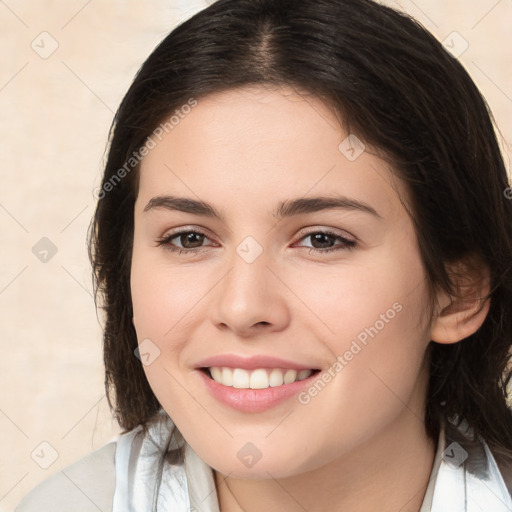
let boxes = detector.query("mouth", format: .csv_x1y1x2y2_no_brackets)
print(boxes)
200,366,321,389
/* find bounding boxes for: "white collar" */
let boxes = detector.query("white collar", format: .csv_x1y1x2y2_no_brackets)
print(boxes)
112,410,512,511
427,416,512,511
112,409,220,512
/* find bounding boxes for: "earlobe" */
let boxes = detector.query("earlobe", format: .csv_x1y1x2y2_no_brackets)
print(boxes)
430,260,491,344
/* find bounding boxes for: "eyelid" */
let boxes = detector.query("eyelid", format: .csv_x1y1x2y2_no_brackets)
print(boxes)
294,226,357,243
160,225,216,241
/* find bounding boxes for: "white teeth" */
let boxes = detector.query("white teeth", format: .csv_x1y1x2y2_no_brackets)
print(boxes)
249,369,269,389
210,367,222,382
297,369,312,380
269,368,284,387
283,369,297,384
221,367,233,386
232,368,250,388
207,367,313,389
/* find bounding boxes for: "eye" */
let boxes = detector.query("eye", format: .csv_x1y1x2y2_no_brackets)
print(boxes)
155,228,356,255
156,229,216,253
295,229,357,253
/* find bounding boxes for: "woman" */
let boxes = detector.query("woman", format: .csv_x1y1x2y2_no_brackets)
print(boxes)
17,0,512,510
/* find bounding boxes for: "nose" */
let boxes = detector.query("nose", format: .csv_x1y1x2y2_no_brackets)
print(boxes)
210,247,291,338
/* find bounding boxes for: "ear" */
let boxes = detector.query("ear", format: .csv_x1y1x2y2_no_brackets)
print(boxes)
430,257,491,344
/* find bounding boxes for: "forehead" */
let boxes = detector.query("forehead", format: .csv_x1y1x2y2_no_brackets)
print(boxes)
136,85,407,222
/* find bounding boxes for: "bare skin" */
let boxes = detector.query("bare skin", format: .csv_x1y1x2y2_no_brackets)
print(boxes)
130,85,489,511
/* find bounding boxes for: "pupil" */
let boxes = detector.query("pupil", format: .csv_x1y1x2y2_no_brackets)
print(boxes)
182,232,204,248
312,233,333,248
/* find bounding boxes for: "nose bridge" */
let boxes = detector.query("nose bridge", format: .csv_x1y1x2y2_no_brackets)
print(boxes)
211,238,290,335
221,240,271,307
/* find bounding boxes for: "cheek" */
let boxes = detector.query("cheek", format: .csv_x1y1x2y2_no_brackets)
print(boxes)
285,244,429,353
129,241,222,407
130,242,209,341
278,268,431,472
284,242,431,414
130,246,206,420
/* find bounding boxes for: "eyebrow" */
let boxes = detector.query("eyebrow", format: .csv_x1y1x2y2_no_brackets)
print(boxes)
143,195,382,220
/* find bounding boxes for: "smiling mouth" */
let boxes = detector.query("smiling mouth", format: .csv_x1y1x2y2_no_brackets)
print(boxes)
200,367,321,389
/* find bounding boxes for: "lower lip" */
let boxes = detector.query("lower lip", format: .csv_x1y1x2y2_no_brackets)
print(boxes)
197,369,319,413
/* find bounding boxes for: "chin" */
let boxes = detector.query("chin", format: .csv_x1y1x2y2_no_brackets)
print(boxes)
204,447,318,480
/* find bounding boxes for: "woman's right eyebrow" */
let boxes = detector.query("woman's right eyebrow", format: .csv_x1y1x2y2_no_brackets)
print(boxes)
144,195,222,219
143,194,383,221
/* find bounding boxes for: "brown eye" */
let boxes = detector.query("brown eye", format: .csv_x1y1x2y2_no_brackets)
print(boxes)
295,230,357,253
156,229,217,254
178,232,206,248
309,232,337,249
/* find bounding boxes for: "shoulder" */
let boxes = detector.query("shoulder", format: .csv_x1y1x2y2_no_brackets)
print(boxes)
15,441,116,512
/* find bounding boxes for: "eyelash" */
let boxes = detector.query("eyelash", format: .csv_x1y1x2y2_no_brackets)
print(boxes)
155,229,357,255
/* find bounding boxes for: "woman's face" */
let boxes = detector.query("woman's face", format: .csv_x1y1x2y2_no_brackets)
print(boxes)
131,85,434,478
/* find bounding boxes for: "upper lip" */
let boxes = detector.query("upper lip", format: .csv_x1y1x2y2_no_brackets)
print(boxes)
195,354,319,371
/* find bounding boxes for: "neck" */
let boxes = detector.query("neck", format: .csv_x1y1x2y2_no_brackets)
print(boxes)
214,409,436,512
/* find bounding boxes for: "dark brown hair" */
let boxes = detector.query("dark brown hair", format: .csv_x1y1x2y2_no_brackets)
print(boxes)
88,0,512,462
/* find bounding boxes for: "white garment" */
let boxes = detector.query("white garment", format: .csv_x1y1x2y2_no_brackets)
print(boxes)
112,410,220,512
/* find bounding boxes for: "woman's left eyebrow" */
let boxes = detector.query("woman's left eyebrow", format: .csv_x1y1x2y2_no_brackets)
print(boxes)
143,194,382,220
273,196,382,220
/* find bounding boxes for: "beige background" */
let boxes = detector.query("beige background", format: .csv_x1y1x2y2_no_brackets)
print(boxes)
0,0,510,510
